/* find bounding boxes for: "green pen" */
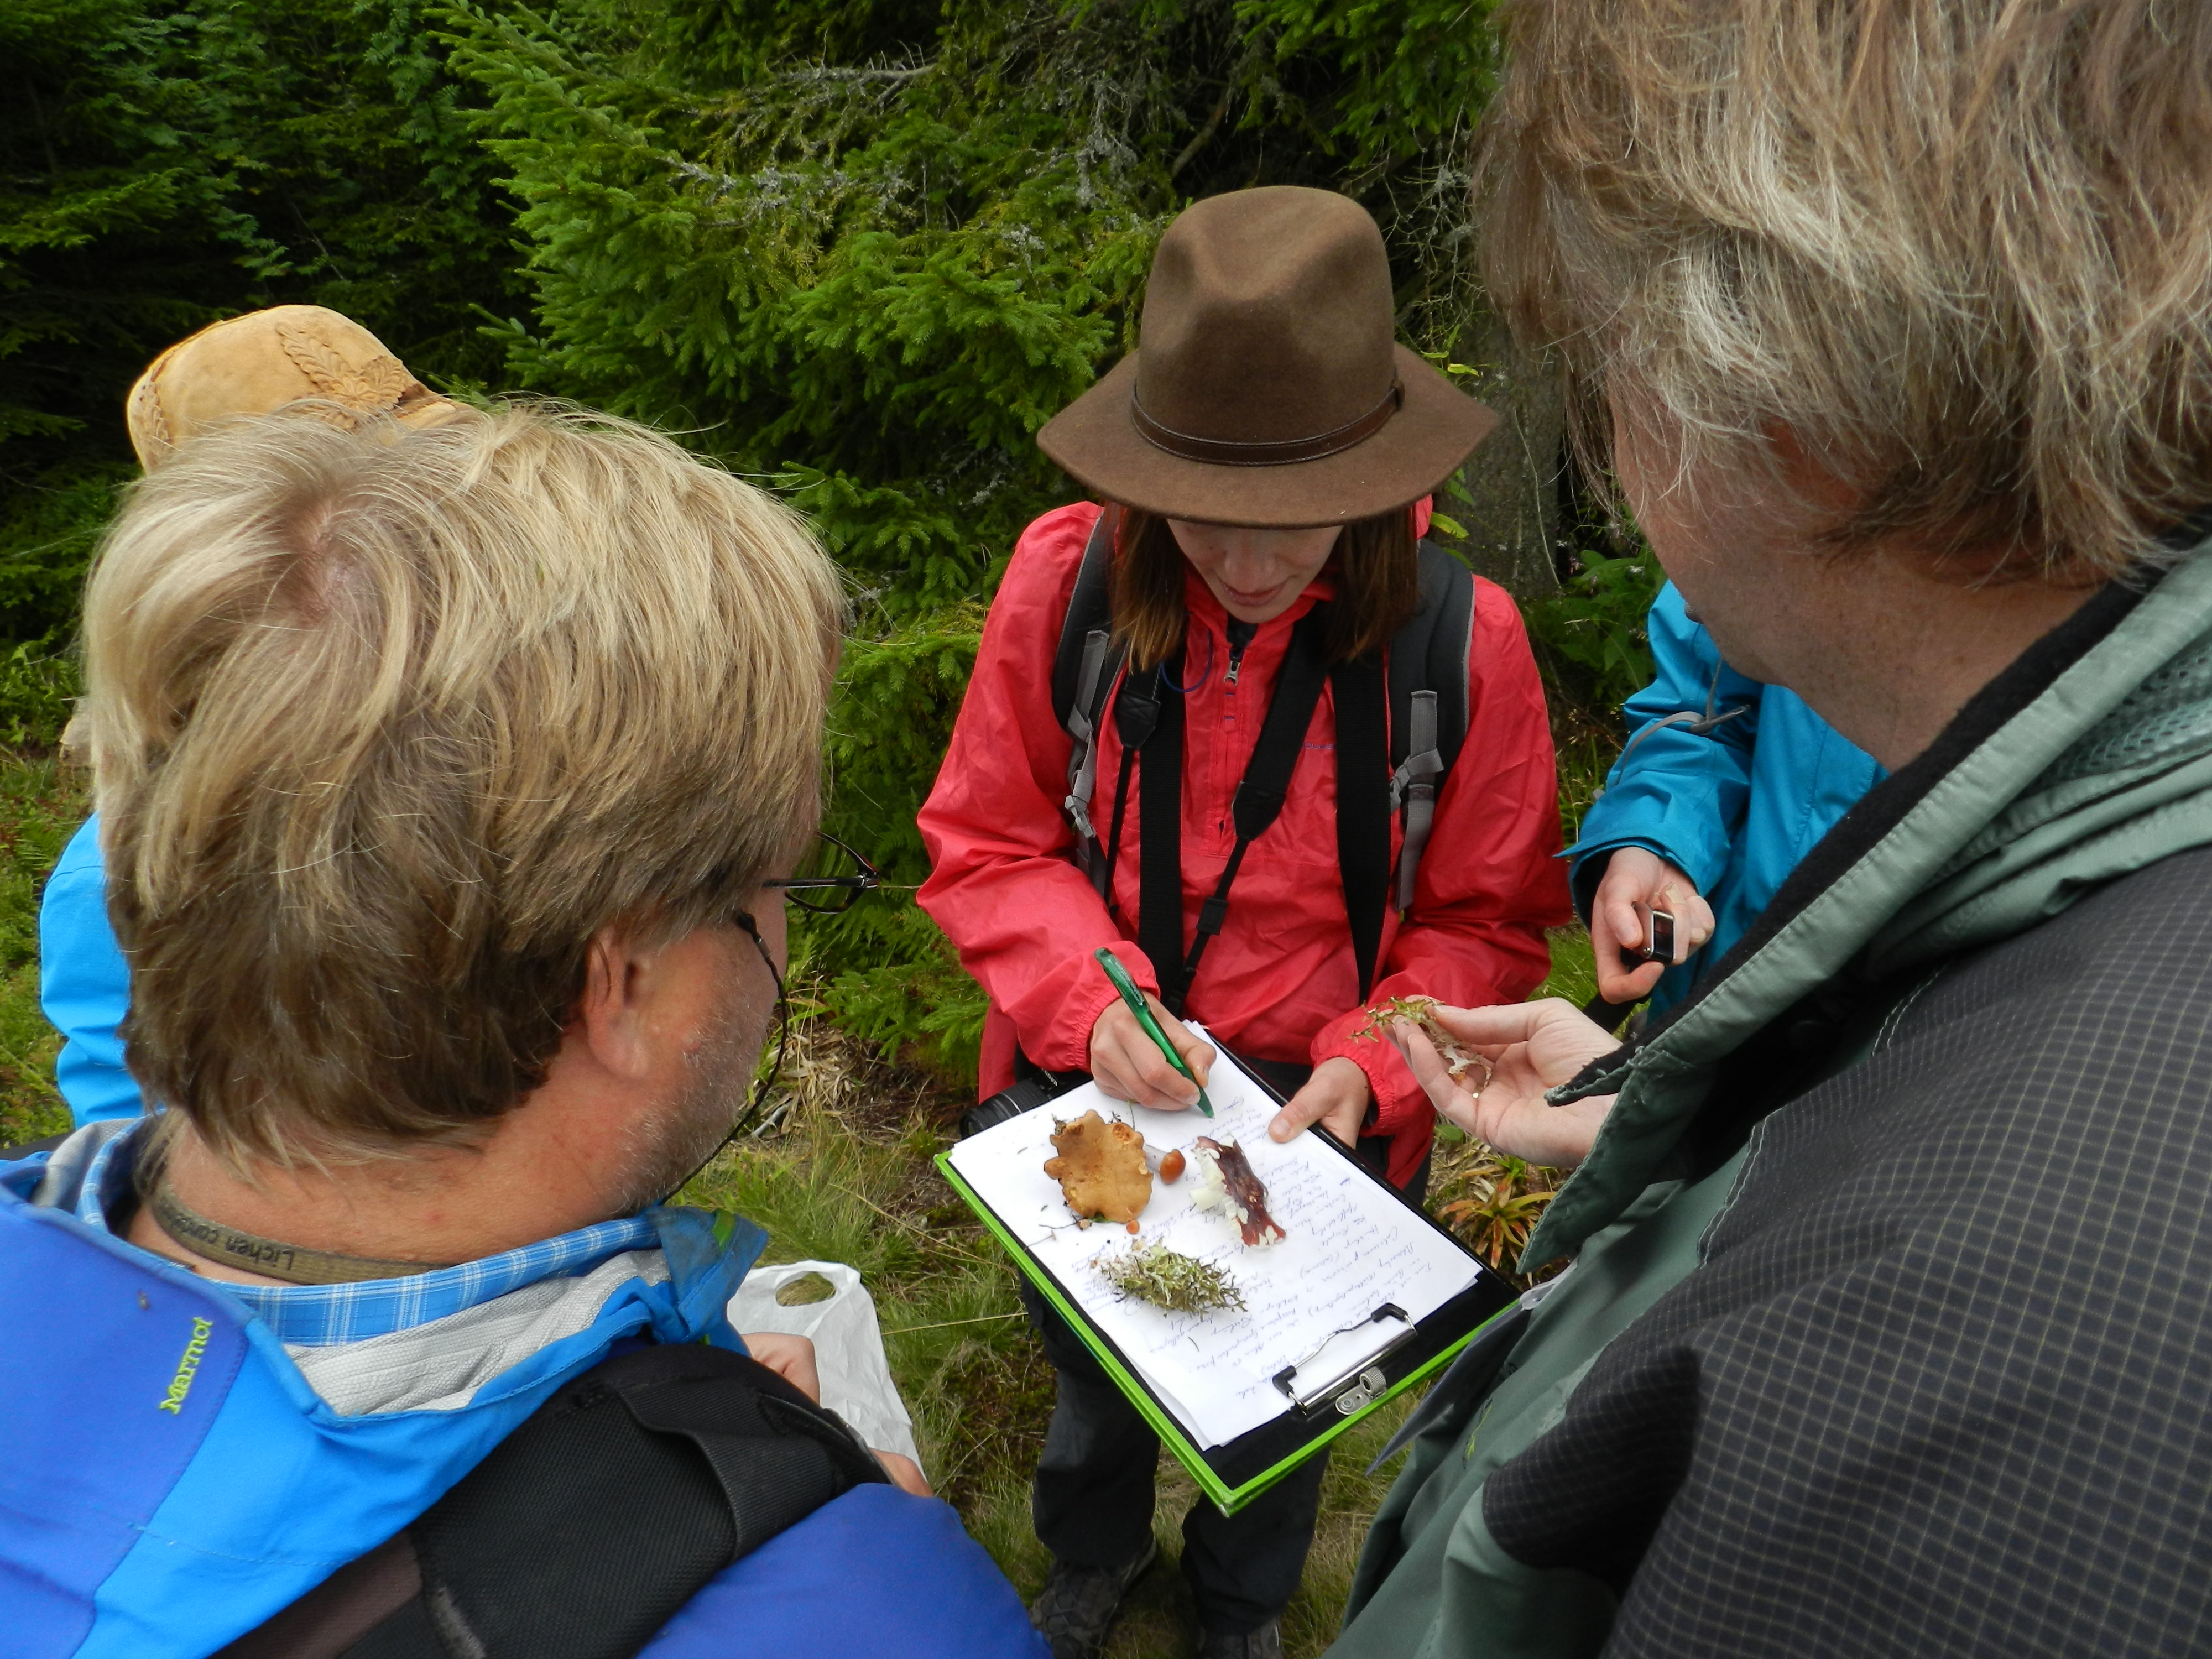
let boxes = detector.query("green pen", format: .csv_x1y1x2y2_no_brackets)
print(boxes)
1093,947,1213,1117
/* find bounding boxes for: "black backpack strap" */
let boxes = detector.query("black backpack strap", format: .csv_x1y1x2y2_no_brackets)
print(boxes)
1135,646,1187,1009
1331,654,1391,1002
1099,662,1165,909
222,1344,887,1659
1143,610,1333,1014
1386,542,1475,910
1052,508,1125,895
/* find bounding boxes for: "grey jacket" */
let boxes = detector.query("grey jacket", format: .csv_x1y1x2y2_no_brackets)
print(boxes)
1335,551,2212,1658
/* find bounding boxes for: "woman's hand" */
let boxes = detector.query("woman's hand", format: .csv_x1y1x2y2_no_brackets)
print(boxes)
1090,995,1216,1111
741,1331,821,1402
1591,848,1715,1004
1391,999,1623,1167
1265,1056,1371,1147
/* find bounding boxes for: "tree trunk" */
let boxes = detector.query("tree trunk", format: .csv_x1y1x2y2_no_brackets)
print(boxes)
1437,307,1567,602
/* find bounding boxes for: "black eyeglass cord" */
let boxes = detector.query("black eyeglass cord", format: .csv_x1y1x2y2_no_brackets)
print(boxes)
659,911,790,1205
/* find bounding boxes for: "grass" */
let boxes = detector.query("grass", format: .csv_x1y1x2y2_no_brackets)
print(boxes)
0,736,1609,1655
0,750,88,1149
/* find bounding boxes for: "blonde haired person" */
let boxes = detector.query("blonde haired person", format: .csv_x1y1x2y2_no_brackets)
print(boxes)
0,406,1046,1657
1333,1,2212,1656
39,304,465,1127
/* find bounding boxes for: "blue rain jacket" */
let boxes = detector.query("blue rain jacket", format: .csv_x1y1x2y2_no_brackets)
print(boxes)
1568,582,1885,1010
0,1124,1046,1659
39,816,138,1125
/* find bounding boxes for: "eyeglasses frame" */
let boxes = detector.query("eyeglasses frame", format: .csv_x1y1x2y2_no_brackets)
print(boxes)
761,831,883,913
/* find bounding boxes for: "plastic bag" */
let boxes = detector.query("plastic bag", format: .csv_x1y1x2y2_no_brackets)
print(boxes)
727,1259,921,1469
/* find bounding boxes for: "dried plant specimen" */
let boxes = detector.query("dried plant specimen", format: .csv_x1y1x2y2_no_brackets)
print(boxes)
1095,1240,1245,1314
1044,1110,1153,1229
1189,1138,1286,1247
1356,995,1494,1092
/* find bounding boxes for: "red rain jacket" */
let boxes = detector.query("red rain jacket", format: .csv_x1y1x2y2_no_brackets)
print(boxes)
917,503,1569,1185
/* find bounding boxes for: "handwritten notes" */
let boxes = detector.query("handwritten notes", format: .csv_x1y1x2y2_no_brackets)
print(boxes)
947,1045,1483,1447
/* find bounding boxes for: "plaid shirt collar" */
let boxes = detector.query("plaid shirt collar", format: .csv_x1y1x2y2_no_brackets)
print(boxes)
77,1118,665,1347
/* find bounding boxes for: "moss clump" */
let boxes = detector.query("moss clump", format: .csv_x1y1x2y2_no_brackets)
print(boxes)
1095,1241,1246,1315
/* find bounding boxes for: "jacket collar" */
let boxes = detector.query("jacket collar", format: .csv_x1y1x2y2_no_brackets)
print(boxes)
1528,546,2212,1265
15,1115,763,1351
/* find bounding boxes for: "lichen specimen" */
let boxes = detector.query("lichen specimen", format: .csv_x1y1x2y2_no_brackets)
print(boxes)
1044,1110,1153,1229
1189,1138,1287,1247
1355,995,1495,1091
1095,1240,1246,1314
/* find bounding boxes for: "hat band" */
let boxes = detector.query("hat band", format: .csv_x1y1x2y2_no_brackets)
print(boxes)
1130,379,1404,468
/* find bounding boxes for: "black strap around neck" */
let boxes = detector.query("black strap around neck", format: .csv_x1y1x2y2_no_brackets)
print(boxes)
1138,610,1335,1015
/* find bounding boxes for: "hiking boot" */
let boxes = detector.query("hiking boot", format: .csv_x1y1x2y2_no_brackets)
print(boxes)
1196,1619,1284,1659
1027,1539,1159,1659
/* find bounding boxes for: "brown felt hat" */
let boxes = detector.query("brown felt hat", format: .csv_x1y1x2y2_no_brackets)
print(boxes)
126,305,466,470
1037,188,1499,528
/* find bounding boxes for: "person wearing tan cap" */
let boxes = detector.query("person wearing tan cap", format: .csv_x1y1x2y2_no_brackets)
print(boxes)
124,304,466,466
40,307,470,1131
917,187,1571,1658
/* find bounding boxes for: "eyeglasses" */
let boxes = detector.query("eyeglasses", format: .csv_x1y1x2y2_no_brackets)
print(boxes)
763,832,882,915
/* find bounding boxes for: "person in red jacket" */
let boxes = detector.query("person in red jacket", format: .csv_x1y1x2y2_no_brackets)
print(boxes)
917,187,1569,1659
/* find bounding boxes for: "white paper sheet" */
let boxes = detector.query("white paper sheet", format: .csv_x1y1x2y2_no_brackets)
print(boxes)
947,1045,1483,1448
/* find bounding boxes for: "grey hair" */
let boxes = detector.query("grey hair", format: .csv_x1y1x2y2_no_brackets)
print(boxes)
1480,0,2212,578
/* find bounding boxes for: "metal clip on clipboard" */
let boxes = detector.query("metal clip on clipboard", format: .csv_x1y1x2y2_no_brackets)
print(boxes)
1272,1304,1417,1416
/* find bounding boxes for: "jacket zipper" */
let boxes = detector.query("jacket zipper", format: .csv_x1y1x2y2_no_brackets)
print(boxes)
1219,618,1259,839
1224,618,1258,685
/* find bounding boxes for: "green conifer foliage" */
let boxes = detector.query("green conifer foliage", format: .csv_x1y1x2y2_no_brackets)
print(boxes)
445,0,1503,1083
0,0,524,670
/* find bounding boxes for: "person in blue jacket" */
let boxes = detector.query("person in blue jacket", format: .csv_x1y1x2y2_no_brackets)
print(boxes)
1568,580,1885,1010
2,397,1041,1658
40,816,134,1123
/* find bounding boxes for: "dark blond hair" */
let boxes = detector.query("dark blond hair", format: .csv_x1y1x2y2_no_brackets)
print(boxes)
1481,0,2212,577
82,404,845,1167
1109,507,1420,669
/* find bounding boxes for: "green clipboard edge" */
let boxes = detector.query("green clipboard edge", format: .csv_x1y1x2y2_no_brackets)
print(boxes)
936,1152,1514,1515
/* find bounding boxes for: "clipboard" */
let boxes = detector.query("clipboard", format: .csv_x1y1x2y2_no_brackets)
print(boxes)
937,1055,1519,1514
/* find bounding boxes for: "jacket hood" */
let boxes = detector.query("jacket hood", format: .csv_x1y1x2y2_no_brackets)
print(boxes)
1529,546,2212,1266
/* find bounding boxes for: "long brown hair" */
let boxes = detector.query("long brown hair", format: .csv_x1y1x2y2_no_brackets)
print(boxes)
1108,506,1421,670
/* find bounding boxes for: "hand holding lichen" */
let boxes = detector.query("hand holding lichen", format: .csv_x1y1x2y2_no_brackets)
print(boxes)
1356,995,1495,1092
1384,998,1621,1169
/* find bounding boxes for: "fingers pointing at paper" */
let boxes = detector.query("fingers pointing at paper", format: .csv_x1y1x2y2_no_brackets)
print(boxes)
1390,999,1623,1169
1265,1056,1371,1147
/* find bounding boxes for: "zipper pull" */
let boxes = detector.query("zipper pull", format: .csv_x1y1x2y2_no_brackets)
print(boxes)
1224,619,1257,686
